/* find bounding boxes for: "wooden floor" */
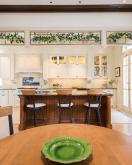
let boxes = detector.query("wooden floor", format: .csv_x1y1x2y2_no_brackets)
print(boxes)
0,108,132,139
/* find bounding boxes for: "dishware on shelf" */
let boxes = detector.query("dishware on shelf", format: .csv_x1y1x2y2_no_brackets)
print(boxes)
41,136,92,165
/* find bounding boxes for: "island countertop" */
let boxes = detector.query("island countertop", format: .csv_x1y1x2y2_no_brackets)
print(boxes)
19,90,112,130
18,89,113,96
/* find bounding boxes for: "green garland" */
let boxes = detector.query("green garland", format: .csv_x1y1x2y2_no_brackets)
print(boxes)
0,32,24,44
107,32,132,43
31,32,100,44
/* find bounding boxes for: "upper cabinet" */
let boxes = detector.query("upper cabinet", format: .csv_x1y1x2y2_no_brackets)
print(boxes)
93,55,107,77
0,54,14,80
43,55,87,79
15,54,42,73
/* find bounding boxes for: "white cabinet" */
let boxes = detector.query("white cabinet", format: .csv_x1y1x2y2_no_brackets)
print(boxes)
58,64,68,78
48,64,59,78
76,64,87,78
15,54,42,73
0,55,10,79
8,90,19,107
68,56,87,78
44,55,87,78
0,54,14,80
68,64,77,78
0,89,19,107
0,90,9,106
48,55,67,78
93,55,107,78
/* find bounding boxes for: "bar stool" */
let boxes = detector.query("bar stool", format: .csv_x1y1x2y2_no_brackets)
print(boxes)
84,89,103,126
0,106,14,135
56,90,73,123
21,89,46,127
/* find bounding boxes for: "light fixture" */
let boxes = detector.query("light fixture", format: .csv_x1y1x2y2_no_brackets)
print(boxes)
78,1,82,4
122,0,126,3
49,1,53,4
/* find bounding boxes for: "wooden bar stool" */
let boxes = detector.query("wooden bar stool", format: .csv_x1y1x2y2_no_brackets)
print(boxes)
84,89,103,126
21,89,46,127
0,106,14,135
56,90,73,123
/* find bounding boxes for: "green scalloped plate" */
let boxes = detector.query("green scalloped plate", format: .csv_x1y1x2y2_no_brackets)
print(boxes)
41,136,92,164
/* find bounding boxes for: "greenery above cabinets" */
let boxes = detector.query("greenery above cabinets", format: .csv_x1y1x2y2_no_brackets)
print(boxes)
94,55,107,77
1,30,132,45
30,32,101,45
0,32,25,45
107,31,132,44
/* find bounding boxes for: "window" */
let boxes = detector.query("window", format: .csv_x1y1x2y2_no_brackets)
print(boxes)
123,47,132,112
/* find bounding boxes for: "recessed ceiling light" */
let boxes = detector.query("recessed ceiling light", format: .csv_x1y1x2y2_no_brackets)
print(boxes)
122,0,126,3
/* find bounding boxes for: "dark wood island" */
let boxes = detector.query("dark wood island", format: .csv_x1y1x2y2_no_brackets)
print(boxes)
19,90,112,130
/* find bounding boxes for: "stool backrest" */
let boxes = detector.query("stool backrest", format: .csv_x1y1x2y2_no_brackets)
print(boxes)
87,89,103,95
56,90,72,95
0,106,14,135
21,89,36,95
56,90,72,107
87,90,103,108
21,89,36,108
0,106,12,117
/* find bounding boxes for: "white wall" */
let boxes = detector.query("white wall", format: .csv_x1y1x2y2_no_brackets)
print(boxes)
0,13,132,30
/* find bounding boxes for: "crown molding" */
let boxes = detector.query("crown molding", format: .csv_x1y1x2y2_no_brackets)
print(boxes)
0,5,132,13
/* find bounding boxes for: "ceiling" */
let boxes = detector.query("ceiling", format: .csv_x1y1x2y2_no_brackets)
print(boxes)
0,0,132,5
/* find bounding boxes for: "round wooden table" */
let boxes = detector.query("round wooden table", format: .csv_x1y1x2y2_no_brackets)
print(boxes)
0,124,132,165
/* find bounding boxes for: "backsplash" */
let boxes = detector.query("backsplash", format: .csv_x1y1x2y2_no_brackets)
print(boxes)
48,78,112,88
0,77,116,89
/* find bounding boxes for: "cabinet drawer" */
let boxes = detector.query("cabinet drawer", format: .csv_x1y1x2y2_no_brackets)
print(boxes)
0,90,8,95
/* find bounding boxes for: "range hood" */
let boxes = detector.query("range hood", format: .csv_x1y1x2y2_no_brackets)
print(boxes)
15,54,42,73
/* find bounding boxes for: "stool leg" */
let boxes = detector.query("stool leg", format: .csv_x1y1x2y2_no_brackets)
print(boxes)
8,115,14,135
34,110,37,126
97,109,102,126
58,108,61,123
88,108,91,124
85,111,88,123
43,109,45,124
70,108,72,123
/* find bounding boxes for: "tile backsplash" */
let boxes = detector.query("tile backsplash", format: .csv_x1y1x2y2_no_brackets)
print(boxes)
48,78,110,88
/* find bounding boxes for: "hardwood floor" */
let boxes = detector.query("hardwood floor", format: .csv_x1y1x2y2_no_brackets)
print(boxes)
0,108,132,139
112,123,132,136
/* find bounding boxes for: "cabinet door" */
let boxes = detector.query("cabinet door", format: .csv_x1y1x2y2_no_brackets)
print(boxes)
58,64,68,78
58,56,67,78
67,64,77,78
48,56,58,78
43,55,49,79
93,55,107,78
0,56,10,79
8,90,14,106
76,64,87,78
76,56,87,78
9,90,20,107
48,64,59,78
0,90,9,106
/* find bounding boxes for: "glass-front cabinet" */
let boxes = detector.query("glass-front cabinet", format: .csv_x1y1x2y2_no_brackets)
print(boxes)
48,55,87,78
94,55,107,77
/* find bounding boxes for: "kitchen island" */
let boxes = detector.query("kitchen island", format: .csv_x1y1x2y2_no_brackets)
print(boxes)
19,90,112,130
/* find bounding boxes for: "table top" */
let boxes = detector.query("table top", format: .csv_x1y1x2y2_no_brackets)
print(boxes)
0,124,131,165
